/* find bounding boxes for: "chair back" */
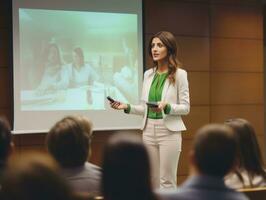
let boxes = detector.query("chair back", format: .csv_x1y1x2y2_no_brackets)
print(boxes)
238,187,266,200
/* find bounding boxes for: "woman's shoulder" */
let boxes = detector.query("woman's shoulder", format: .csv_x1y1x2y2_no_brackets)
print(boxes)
144,67,155,77
177,68,187,76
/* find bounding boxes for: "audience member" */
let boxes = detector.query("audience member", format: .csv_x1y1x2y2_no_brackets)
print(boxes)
46,115,101,194
101,133,158,200
160,124,248,200
225,118,266,189
0,152,74,200
0,117,13,182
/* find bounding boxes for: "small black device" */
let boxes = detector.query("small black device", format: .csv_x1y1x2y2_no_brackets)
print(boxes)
107,96,115,103
146,101,158,108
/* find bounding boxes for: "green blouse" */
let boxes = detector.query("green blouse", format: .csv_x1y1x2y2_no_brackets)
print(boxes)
147,72,171,119
125,72,171,119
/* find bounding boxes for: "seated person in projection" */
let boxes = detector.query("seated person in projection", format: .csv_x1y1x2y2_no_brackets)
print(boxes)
36,43,68,94
67,47,99,88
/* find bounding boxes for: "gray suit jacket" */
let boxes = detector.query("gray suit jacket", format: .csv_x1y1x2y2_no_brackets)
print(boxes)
61,162,101,194
159,175,249,200
129,68,190,131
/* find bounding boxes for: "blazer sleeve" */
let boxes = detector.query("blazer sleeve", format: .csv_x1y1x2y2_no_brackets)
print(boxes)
169,69,190,115
127,70,150,116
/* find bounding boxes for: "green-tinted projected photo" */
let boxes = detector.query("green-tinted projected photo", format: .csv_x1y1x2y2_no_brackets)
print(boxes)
19,8,139,111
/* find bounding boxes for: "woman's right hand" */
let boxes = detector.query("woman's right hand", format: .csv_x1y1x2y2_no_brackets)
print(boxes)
110,101,128,110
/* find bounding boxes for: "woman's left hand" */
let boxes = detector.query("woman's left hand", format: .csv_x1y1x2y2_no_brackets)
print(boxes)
158,101,167,110
150,101,167,113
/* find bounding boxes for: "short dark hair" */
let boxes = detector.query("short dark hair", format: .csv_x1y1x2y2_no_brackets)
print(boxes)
193,124,237,178
101,133,156,200
0,117,12,162
46,115,92,168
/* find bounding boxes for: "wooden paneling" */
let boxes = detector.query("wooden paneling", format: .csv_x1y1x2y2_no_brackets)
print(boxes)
211,72,263,104
183,106,210,139
145,0,209,36
0,30,9,67
19,133,46,146
178,139,193,176
0,1,9,28
177,36,210,71
211,38,263,72
189,72,210,105
19,145,47,153
210,0,261,4
0,68,11,108
257,135,266,159
211,105,264,136
211,5,263,39
0,108,11,123
90,132,116,165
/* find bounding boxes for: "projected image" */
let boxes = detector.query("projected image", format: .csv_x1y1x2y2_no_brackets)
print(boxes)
19,9,139,111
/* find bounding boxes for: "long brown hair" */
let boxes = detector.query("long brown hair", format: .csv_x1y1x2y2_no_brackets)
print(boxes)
225,118,266,186
148,31,182,84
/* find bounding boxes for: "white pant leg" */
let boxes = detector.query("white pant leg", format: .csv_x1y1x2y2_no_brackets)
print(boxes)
143,119,182,189
159,137,181,189
143,119,160,189
155,121,182,189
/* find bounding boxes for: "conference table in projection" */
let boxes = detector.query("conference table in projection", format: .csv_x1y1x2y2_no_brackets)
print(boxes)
20,84,127,111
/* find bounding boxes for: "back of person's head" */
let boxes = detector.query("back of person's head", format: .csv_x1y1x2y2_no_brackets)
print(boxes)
225,118,266,177
192,124,237,178
46,115,93,168
0,117,12,164
0,152,74,200
101,133,156,200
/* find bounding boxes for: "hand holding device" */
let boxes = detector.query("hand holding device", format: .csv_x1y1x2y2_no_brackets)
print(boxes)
146,101,158,108
107,96,127,110
107,96,115,103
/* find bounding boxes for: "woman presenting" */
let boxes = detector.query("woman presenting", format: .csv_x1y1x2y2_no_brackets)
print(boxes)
110,31,190,189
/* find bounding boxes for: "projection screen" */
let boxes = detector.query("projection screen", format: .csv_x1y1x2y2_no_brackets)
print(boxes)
12,0,143,133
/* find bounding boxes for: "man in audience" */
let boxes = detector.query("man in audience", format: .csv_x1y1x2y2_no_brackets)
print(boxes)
46,115,101,194
0,117,13,182
160,124,248,200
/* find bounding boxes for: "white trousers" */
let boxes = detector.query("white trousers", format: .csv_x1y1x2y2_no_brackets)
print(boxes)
143,119,182,189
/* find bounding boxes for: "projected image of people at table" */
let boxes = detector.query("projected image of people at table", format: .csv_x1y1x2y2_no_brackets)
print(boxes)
19,9,139,111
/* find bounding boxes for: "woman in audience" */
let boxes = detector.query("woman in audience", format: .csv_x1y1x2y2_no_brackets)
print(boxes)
0,152,74,200
225,118,266,189
101,133,158,200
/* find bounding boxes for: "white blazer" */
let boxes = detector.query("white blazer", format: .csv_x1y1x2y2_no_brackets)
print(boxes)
129,68,190,132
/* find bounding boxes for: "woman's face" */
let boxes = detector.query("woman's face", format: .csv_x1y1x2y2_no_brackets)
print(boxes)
151,37,168,62
73,51,82,67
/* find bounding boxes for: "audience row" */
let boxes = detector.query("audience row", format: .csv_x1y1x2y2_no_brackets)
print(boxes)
0,116,265,200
